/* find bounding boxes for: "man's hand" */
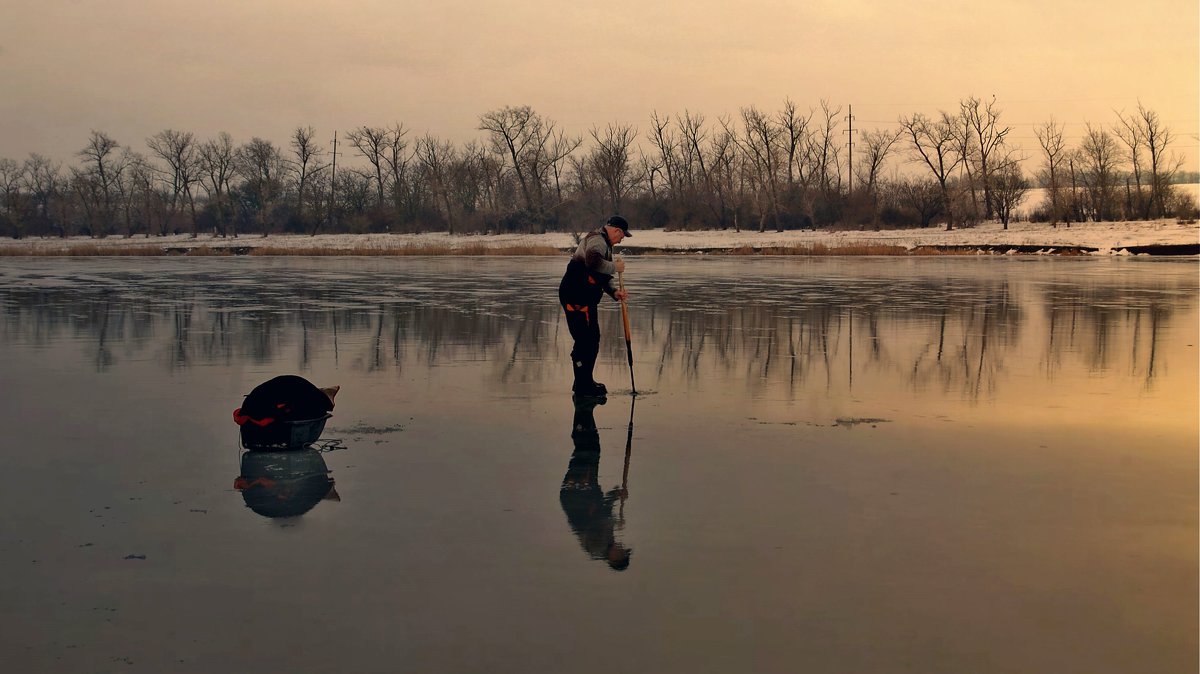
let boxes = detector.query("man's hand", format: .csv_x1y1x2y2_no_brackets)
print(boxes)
613,257,626,274
615,288,629,302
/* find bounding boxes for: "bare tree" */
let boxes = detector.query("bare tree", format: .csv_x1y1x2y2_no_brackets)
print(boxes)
345,126,391,207
289,126,324,222
381,123,412,220
146,129,201,236
852,128,901,226
479,106,541,212
899,112,963,229
335,170,374,219
77,131,123,235
811,100,844,194
449,140,488,227
544,128,582,207
647,111,683,197
1130,103,1182,218
892,177,945,228
958,95,1010,219
737,106,784,231
235,137,287,235
119,151,155,237
68,167,96,236
0,158,23,237
21,153,63,236
681,111,705,195
567,152,598,216
1066,148,1084,223
777,98,812,188
638,152,664,203
1114,109,1148,219
950,113,980,220
708,121,740,230
991,152,1030,229
416,134,457,232
1079,124,1122,221
198,132,238,236
588,123,638,213
676,111,711,217
1035,118,1068,223
855,128,901,198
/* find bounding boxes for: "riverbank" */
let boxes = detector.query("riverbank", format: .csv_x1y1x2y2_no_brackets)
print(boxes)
0,218,1197,256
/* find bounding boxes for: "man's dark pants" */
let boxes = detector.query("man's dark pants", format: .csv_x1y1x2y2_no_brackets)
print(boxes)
562,301,600,387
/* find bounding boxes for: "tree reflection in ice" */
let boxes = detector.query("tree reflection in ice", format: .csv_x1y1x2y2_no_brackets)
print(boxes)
0,257,1194,402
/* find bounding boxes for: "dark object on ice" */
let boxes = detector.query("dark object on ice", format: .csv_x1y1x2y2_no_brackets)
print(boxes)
237,375,336,421
234,449,339,518
233,375,338,449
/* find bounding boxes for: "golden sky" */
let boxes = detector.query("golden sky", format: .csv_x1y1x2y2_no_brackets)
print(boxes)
1,0,1197,169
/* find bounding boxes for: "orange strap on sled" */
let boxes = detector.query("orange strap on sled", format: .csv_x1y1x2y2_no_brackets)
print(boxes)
233,408,275,427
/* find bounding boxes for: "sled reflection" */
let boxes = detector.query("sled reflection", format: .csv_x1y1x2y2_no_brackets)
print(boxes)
559,395,634,571
233,449,340,518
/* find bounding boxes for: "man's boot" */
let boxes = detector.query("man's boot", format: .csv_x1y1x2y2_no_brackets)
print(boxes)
581,353,606,395
571,356,607,397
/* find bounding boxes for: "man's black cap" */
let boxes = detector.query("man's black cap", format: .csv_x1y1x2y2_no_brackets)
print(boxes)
607,215,631,237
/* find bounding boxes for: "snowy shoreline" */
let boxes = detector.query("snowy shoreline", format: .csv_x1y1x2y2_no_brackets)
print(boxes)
1,218,1197,256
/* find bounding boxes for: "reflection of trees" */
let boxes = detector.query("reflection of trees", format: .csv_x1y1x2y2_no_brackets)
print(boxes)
905,284,1022,400
0,265,1193,400
1039,280,1190,389
627,279,1025,401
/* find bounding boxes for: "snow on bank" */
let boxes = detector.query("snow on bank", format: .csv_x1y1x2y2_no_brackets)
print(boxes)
620,218,1200,253
0,218,1197,255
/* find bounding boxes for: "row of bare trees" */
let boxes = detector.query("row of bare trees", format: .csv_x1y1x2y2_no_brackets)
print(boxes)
0,98,1193,239
1035,104,1185,225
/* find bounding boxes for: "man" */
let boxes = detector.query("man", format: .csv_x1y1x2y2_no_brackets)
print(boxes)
558,215,631,396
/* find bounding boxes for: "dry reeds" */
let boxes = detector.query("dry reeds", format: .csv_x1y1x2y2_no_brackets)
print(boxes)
0,242,565,257
0,244,164,256
247,243,563,256
0,244,240,256
0,240,1077,257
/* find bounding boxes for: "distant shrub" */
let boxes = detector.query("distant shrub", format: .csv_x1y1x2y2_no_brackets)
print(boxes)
879,205,918,228
1168,191,1199,221
1028,204,1053,223
811,198,843,228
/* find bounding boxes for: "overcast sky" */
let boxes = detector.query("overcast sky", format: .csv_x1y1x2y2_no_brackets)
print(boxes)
2,0,1197,170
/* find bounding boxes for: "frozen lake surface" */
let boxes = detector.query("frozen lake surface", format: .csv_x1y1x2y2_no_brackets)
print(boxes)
0,256,1196,673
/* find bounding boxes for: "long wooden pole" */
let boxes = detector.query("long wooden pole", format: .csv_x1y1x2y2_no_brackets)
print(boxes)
618,270,636,395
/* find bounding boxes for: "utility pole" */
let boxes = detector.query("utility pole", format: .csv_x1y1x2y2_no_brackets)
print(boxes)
844,105,855,197
327,131,338,232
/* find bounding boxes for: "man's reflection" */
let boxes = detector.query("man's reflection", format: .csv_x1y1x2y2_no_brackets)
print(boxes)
234,449,339,518
559,394,632,571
